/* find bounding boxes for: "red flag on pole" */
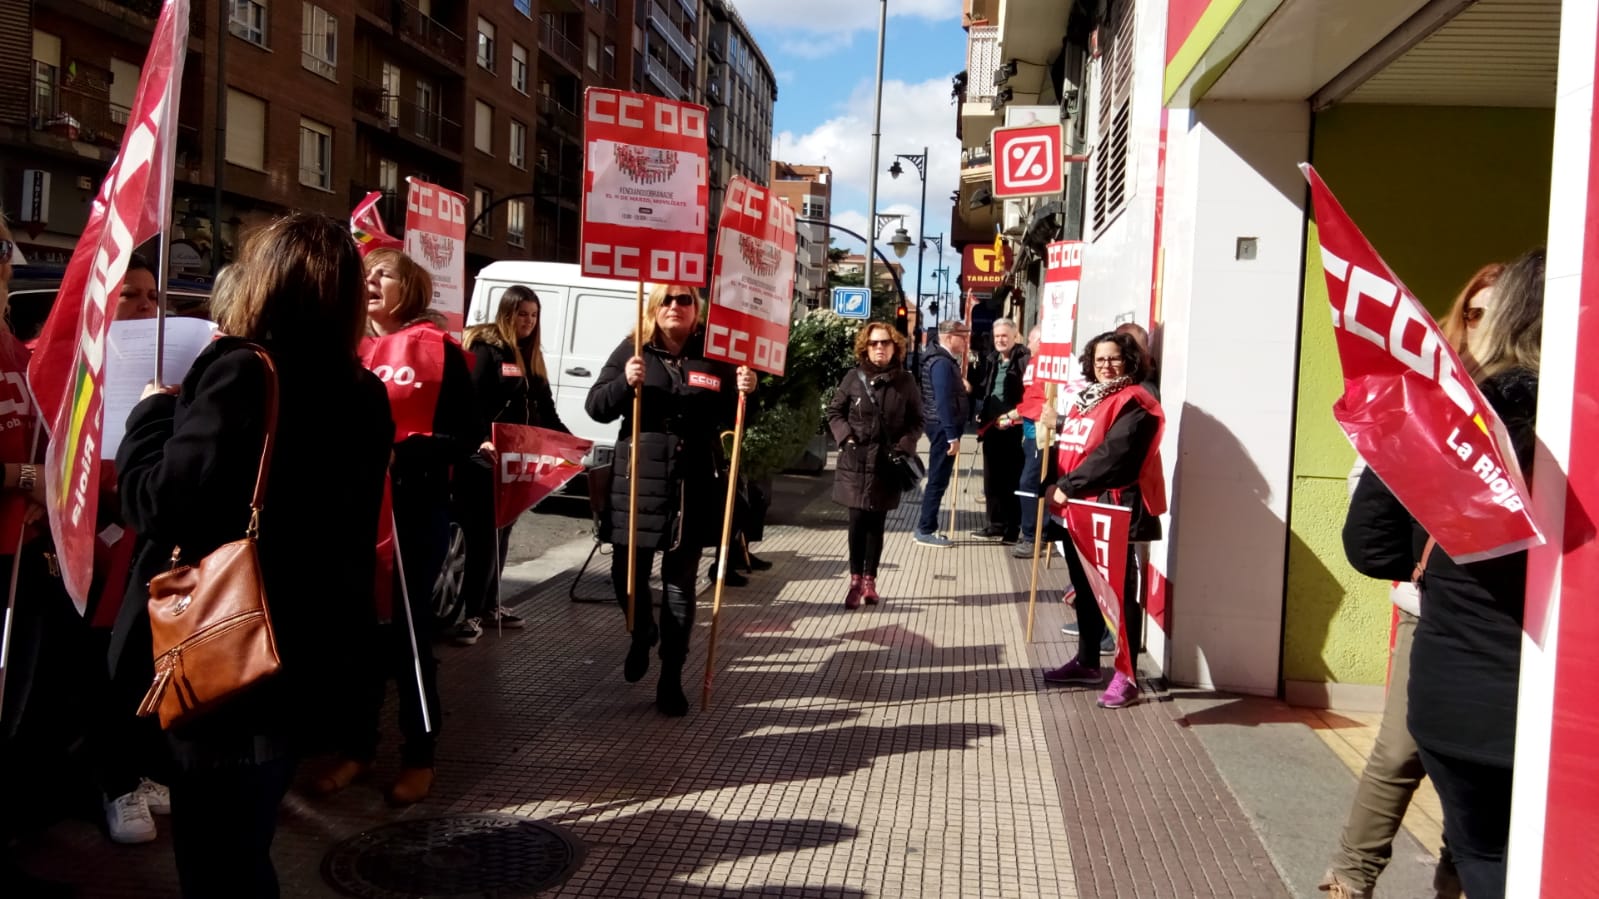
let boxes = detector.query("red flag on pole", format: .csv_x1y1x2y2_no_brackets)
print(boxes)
491,424,592,529
1302,164,1543,562
25,0,191,608
350,190,403,258
1065,499,1134,679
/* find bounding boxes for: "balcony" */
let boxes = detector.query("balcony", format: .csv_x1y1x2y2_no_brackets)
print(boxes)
352,75,463,157
35,0,208,41
644,56,687,101
536,94,582,140
353,0,465,69
965,25,999,103
31,61,128,150
648,1,698,68
539,19,584,74
707,37,726,63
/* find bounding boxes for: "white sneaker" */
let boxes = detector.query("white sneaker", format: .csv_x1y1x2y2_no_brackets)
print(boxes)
105,790,157,844
136,778,171,815
450,617,484,646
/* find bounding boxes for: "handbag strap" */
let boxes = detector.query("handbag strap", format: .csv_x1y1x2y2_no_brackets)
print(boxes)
1410,536,1438,586
241,344,280,539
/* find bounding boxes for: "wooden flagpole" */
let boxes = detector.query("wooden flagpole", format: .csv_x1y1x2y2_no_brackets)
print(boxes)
626,280,644,634
702,391,748,710
1025,383,1059,641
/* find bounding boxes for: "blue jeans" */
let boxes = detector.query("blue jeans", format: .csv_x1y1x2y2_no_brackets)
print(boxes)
1017,437,1042,542
917,435,957,535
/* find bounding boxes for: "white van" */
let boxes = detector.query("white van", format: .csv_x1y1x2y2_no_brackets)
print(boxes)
467,261,647,465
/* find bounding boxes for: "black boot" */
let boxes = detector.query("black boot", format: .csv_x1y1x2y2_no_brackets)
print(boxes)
624,625,656,683
741,536,773,571
656,662,689,717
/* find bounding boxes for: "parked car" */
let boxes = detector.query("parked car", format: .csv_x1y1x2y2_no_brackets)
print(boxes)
6,263,215,342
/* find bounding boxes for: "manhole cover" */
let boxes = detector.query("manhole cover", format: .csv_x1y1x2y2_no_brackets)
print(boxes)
322,813,584,898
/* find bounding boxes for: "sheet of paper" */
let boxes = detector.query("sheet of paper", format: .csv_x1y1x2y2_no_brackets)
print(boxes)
103,317,218,460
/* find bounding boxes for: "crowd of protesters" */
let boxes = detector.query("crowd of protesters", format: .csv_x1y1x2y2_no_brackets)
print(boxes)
0,199,1547,899
0,212,756,896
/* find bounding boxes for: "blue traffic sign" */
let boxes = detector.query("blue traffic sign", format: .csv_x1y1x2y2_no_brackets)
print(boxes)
832,287,871,319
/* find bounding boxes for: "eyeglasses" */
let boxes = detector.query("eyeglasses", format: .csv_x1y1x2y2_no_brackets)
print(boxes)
1093,356,1126,367
664,294,696,308
1464,306,1486,325
867,339,895,347
0,239,13,265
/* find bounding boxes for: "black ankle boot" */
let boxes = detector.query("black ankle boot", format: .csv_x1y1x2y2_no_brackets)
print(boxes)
624,626,656,683
656,665,689,716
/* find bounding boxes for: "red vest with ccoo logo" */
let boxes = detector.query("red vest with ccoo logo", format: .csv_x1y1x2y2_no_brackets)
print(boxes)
361,321,458,442
0,334,37,553
1055,385,1167,516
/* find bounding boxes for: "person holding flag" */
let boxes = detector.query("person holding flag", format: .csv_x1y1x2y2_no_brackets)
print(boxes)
312,248,478,806
586,284,755,717
453,285,568,645
1042,331,1166,710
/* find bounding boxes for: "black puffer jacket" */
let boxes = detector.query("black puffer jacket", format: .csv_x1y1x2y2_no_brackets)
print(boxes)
1343,367,1537,768
826,365,925,512
586,332,736,550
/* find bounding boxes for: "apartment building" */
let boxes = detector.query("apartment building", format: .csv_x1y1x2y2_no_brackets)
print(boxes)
769,160,830,309
632,0,698,103
702,0,775,226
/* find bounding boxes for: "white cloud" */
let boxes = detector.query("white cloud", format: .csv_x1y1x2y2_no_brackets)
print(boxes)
734,0,959,37
775,76,966,301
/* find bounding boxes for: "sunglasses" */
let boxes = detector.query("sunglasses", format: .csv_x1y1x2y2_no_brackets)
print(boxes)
867,339,895,347
663,293,696,308
0,239,13,265
1464,306,1486,325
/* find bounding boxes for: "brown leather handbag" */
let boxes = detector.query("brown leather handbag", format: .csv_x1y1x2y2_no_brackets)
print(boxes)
136,345,283,730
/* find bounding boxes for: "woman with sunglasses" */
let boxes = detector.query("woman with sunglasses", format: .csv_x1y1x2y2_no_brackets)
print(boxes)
826,322,923,608
1043,331,1166,710
586,284,755,716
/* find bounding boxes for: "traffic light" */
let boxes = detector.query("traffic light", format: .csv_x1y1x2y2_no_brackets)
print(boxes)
895,302,908,334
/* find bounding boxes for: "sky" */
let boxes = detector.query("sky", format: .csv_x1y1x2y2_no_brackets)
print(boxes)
733,0,967,310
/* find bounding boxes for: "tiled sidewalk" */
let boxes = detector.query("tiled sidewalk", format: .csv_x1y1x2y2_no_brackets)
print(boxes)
23,456,1329,897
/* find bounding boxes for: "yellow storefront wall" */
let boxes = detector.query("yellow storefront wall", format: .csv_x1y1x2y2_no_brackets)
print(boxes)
1285,104,1554,694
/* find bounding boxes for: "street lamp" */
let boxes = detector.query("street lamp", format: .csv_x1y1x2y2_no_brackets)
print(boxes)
887,227,913,258
889,148,930,367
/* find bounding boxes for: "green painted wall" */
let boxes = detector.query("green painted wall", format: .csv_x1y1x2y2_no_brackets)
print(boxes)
1285,105,1554,687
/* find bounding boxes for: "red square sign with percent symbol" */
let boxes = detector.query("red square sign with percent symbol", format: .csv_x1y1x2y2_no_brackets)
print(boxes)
581,88,710,285
991,123,1064,199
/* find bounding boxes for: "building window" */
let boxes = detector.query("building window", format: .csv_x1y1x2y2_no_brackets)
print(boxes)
474,100,493,154
803,199,826,218
510,120,527,169
1092,0,1136,236
414,78,437,142
298,118,333,190
477,17,496,71
379,157,398,193
511,42,528,93
109,58,139,125
602,41,616,79
473,186,492,237
230,0,268,47
300,3,337,81
586,31,599,71
513,0,531,16
224,89,266,170
507,199,526,247
380,62,401,126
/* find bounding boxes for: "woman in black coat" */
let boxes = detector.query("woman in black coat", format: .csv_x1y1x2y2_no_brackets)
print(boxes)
826,322,924,608
1342,248,1544,899
1043,331,1165,711
585,284,754,716
453,285,568,644
113,214,394,898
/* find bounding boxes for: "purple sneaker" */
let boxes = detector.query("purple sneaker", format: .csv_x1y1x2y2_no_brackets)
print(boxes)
1097,672,1140,709
1042,659,1104,686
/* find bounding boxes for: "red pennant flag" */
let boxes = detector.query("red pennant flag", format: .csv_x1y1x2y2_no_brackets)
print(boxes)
1302,164,1542,562
25,0,191,607
491,424,593,528
350,190,403,258
1065,499,1135,680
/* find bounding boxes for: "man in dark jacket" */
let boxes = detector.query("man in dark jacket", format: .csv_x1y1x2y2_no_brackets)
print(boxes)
915,320,971,547
971,318,1028,543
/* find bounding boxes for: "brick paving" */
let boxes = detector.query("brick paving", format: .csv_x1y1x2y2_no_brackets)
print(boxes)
19,454,1293,898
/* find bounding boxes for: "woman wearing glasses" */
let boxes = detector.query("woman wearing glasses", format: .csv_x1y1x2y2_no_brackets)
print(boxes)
586,284,755,716
826,322,924,609
1042,330,1165,710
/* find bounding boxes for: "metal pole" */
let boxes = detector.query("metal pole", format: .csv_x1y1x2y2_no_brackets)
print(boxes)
863,0,888,289
913,148,927,343
212,0,226,276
